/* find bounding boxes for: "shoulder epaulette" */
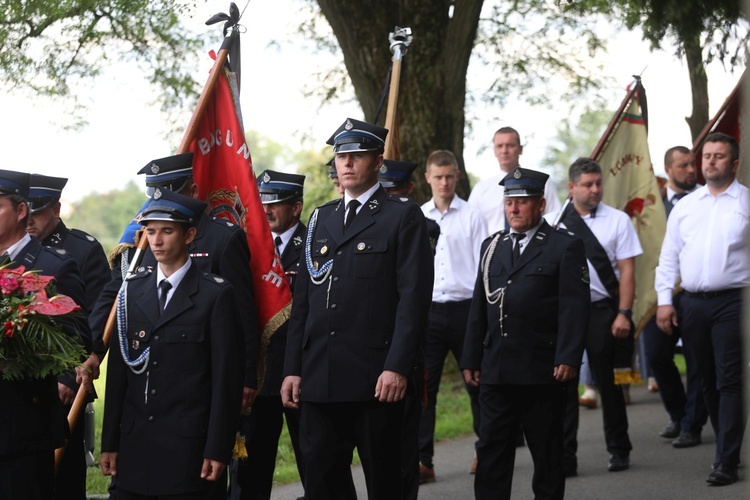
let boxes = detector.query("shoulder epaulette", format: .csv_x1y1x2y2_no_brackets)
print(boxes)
208,217,238,231
126,266,153,281
44,246,69,257
553,227,577,238
386,194,410,203
319,198,341,209
68,227,99,244
202,272,230,286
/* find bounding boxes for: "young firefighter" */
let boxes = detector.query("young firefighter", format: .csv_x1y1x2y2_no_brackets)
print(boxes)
100,189,242,498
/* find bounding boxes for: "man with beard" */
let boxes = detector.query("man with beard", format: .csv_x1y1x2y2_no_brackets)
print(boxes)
642,148,707,449
656,132,749,486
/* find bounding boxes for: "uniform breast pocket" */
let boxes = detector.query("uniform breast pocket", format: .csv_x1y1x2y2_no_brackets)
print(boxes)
163,327,205,372
352,239,388,279
526,263,557,279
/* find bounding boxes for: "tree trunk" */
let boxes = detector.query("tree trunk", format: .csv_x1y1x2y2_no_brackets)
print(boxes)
316,0,484,204
682,33,709,143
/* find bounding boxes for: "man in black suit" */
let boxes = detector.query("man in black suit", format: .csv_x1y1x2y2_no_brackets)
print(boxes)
462,167,590,500
234,170,307,499
100,189,242,498
0,169,89,500
26,174,110,500
281,118,434,500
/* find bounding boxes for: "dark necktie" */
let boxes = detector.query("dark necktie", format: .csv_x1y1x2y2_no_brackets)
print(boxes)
274,235,283,254
673,192,688,201
158,279,172,314
511,233,525,265
0,252,9,267
345,200,361,232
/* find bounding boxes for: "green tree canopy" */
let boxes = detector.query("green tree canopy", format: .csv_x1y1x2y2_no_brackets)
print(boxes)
0,0,208,124
567,0,749,141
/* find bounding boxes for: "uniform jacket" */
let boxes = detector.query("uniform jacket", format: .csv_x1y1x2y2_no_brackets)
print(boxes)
283,186,434,402
89,214,259,388
0,237,89,454
259,221,306,397
43,219,109,314
101,264,241,496
43,219,109,394
461,220,590,385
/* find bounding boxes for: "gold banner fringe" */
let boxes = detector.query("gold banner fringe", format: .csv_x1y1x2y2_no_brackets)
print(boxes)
256,301,292,392
232,431,248,459
614,369,642,386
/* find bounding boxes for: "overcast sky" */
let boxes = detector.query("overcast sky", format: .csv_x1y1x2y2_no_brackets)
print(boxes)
0,0,741,202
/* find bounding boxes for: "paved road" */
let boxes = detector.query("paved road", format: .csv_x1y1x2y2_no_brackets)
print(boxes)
271,384,749,499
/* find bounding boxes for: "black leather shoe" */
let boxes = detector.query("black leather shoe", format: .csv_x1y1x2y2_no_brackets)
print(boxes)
608,454,630,472
706,463,738,486
659,420,680,439
672,431,701,448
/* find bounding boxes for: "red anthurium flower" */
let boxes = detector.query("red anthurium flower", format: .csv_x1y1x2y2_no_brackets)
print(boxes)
30,292,80,316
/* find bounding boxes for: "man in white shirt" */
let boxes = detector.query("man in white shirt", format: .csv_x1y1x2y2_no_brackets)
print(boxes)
642,147,707,449
468,127,561,234
655,132,749,486
418,150,487,483
550,158,643,474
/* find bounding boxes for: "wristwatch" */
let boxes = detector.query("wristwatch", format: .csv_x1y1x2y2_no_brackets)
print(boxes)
618,308,633,320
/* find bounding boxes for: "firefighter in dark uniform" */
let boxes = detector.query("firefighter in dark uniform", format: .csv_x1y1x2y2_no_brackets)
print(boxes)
26,174,110,500
100,189,242,498
233,170,307,499
0,169,89,500
461,167,590,500
85,153,257,403
281,118,434,500
84,153,257,499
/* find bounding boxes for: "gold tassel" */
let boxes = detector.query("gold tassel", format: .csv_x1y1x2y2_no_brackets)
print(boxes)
233,432,248,459
613,369,642,386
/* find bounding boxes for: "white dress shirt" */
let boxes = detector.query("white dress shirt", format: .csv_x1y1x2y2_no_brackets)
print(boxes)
468,172,562,236
5,233,32,261
655,179,750,305
343,182,381,226
509,219,544,256
421,196,487,302
272,222,300,256
156,258,192,309
546,203,642,302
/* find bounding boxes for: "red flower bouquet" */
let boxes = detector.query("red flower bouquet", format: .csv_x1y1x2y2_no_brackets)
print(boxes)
0,265,85,380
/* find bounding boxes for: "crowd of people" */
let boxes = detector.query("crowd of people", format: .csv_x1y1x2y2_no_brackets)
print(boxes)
0,120,746,500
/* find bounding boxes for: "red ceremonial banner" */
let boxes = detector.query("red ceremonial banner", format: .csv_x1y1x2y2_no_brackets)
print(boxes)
188,60,292,345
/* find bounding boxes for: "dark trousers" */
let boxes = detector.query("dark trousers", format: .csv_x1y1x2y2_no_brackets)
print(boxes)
681,290,745,466
402,359,425,500
117,489,209,500
234,395,304,499
0,450,54,500
419,300,480,467
642,294,708,433
300,400,403,500
584,302,632,455
402,392,422,500
54,403,87,500
475,383,566,500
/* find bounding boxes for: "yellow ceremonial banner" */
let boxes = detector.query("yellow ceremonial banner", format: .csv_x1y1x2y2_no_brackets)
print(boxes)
594,95,667,335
